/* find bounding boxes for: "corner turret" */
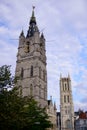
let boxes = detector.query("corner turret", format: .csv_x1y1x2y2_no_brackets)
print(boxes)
19,30,25,47
20,30,25,38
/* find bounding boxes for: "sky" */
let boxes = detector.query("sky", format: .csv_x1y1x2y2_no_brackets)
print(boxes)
0,0,87,111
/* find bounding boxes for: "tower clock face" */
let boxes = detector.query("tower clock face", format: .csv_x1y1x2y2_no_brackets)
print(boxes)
24,42,30,53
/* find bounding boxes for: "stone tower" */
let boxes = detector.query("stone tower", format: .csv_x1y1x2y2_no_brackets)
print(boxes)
15,7,47,108
60,74,74,130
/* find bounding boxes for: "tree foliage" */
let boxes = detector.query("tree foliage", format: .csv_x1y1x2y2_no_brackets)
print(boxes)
0,88,52,130
0,65,52,130
0,88,24,130
0,65,13,90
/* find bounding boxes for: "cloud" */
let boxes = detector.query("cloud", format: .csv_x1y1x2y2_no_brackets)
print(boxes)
0,39,17,73
0,0,87,111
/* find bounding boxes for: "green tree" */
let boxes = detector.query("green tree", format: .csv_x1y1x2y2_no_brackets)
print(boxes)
0,87,24,130
0,88,52,130
0,65,13,91
21,97,52,130
0,65,52,130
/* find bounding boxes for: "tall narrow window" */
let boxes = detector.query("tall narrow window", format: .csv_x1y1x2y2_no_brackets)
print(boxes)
30,66,33,77
39,67,41,78
21,67,23,79
27,42,30,52
63,83,65,91
24,42,30,53
19,86,22,96
67,95,69,103
64,95,66,103
43,70,45,81
68,83,69,91
66,120,70,128
30,84,33,96
65,83,67,91
65,109,67,114
44,88,45,99
39,85,41,97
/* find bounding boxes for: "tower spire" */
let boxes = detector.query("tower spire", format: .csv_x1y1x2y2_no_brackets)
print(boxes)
68,73,70,79
30,6,36,25
32,6,35,17
26,6,39,38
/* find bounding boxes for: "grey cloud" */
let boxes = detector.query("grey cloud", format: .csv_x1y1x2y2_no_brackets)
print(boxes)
0,0,87,111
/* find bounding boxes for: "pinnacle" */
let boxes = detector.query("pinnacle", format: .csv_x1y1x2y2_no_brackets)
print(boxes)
30,6,36,25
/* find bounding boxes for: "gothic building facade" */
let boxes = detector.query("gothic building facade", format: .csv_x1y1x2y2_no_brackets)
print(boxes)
60,74,74,130
15,7,47,108
15,7,74,130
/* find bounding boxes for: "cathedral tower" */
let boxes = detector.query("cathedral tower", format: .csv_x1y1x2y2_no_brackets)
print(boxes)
60,74,74,130
15,7,47,108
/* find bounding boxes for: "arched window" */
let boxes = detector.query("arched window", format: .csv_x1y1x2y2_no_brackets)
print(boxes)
43,70,45,81
63,83,65,91
27,42,30,52
66,119,70,128
68,83,69,91
65,109,67,114
65,83,67,90
19,85,22,96
30,84,33,96
39,67,41,78
44,88,45,99
67,95,69,103
24,42,30,53
21,67,23,79
64,95,66,103
30,66,33,77
39,85,41,97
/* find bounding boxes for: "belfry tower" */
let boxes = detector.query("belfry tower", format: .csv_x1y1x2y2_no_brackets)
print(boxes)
60,74,74,130
15,7,47,108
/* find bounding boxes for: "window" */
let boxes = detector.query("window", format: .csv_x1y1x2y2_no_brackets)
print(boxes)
20,88,22,96
63,83,65,91
24,42,30,53
39,85,41,97
68,83,69,91
67,95,69,103
43,70,45,81
64,95,66,103
30,84,33,96
30,66,33,77
66,120,70,128
65,83,67,90
19,86,22,96
39,67,41,78
84,120,86,124
44,91,45,99
21,67,23,79
65,109,67,114
27,42,30,52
